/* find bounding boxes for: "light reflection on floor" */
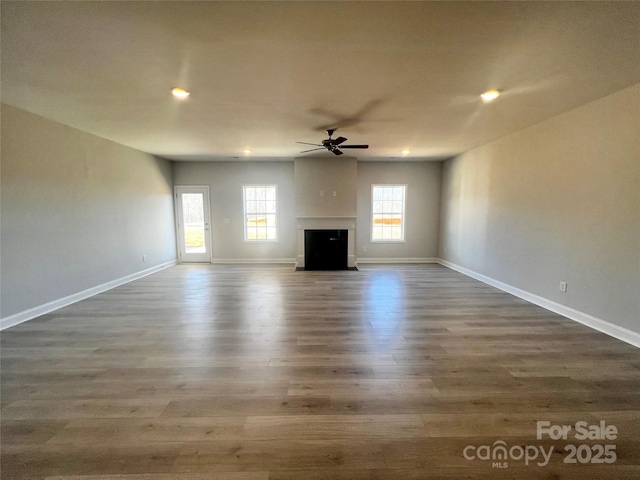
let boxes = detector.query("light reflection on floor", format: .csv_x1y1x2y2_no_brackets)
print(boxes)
365,269,405,339
180,266,215,338
180,266,288,350
178,265,411,350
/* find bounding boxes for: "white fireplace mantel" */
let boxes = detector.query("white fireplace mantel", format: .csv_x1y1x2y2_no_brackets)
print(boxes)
296,216,356,268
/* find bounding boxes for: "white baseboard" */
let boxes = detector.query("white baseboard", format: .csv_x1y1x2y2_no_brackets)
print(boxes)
0,260,177,331
356,257,439,265
438,259,640,348
209,258,296,265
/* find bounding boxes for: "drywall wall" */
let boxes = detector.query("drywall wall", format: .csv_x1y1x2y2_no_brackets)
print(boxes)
357,161,441,260
172,161,296,260
1,104,177,319
439,84,640,335
173,158,442,263
294,156,358,218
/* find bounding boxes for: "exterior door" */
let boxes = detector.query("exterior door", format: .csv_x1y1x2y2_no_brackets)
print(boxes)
175,186,212,263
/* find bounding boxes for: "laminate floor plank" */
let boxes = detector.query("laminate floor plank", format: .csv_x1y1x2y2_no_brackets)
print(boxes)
372,364,515,379
267,467,640,480
1,443,183,479
380,437,640,469
1,399,172,420
419,412,601,437
242,414,429,440
43,474,269,480
504,362,640,379
93,367,241,382
233,366,377,381
287,378,438,396
1,264,638,479
171,439,386,472
159,396,333,418
142,356,272,368
3,379,289,401
1,419,69,445
267,354,398,367
45,417,247,444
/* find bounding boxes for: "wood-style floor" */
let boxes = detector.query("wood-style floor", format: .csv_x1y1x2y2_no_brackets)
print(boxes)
1,264,639,479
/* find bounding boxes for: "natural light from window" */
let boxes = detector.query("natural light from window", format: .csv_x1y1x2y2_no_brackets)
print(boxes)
371,185,406,242
243,185,277,241
181,193,206,253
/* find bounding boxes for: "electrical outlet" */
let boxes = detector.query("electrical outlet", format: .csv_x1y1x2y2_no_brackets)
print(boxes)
333,191,337,196
559,281,567,292
142,255,147,262
363,246,367,252
320,191,324,197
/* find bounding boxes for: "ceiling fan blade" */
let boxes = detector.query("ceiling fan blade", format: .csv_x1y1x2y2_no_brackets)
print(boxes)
296,141,322,146
333,136,347,145
332,148,344,156
338,145,369,149
299,147,326,153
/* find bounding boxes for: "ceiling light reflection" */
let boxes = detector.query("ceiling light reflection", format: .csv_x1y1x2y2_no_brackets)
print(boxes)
481,89,500,102
171,87,190,99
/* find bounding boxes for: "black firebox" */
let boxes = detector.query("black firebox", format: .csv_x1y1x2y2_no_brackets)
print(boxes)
304,229,348,270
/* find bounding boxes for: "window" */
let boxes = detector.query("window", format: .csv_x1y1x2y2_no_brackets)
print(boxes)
371,185,406,242
243,185,277,241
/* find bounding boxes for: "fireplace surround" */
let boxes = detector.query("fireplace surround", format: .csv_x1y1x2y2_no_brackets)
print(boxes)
296,217,356,269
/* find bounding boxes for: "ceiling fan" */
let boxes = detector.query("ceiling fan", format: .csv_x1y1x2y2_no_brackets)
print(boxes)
296,129,369,156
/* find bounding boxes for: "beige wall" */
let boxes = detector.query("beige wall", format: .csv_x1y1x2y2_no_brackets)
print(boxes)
439,84,640,334
357,161,441,259
294,157,358,218
1,104,177,319
172,161,297,260
173,158,442,262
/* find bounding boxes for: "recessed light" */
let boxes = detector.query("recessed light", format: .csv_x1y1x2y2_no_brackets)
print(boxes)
401,149,411,156
481,89,500,102
171,87,190,99
243,148,252,154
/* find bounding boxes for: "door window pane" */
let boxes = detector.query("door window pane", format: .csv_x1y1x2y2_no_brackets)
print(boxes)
182,193,206,253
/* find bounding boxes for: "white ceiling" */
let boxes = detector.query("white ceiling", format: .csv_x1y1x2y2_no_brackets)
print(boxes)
2,1,639,162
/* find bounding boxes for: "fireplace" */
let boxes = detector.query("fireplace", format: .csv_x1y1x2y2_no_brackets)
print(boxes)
304,229,348,270
296,217,356,270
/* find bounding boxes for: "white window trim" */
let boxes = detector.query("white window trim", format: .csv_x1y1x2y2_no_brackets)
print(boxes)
370,184,407,243
242,184,279,243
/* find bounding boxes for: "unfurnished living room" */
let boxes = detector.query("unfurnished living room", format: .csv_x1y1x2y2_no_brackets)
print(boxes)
1,1,639,479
